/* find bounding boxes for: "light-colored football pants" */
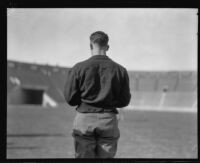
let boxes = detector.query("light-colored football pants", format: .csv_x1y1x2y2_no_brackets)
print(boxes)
72,112,120,158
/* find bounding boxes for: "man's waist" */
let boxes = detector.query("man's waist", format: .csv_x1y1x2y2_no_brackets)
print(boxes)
76,102,118,114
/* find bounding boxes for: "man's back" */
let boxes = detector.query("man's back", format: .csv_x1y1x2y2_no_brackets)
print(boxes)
63,31,131,158
64,54,131,113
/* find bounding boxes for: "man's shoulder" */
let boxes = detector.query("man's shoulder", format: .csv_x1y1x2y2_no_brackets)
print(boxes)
109,58,127,72
71,56,127,74
70,58,90,72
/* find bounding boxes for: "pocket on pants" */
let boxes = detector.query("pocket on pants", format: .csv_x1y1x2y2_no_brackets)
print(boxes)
72,112,96,137
97,113,120,139
112,116,120,139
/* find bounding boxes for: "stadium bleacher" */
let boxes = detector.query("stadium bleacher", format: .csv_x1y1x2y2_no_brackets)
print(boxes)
7,60,197,110
138,76,157,92
129,91,162,107
163,92,196,107
176,75,196,92
129,77,138,91
157,72,178,92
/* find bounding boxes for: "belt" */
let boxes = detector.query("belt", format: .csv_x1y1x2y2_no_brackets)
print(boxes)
77,102,118,114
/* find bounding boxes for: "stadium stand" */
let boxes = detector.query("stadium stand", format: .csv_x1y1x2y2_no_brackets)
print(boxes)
128,76,138,91
163,92,197,107
137,75,157,92
176,72,196,92
157,72,178,92
129,91,162,107
7,60,197,111
7,61,66,104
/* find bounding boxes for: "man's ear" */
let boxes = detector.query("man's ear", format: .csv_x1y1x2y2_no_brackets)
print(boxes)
90,43,93,50
106,45,109,51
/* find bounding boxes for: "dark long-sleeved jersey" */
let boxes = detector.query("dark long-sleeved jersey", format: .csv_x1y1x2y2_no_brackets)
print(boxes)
64,55,131,114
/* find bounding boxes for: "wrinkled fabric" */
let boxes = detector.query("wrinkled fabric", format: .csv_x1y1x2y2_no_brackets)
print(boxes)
72,112,120,158
64,55,131,113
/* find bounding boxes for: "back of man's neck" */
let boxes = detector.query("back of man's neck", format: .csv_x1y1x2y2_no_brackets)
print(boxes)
92,51,106,56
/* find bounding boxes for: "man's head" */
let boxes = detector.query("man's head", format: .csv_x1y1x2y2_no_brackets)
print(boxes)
90,31,109,55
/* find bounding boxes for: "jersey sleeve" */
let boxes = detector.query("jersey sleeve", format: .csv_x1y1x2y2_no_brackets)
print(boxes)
63,67,81,106
117,68,131,108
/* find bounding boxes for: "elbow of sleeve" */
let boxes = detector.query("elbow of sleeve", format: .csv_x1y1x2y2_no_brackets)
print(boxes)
64,96,77,106
65,98,78,106
124,93,131,106
118,93,131,108
63,91,73,106
65,94,81,107
68,101,77,106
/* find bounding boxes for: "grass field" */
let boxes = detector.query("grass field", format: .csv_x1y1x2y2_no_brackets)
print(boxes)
7,105,197,158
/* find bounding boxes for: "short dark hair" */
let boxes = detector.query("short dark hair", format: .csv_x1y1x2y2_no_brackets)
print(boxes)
90,31,109,47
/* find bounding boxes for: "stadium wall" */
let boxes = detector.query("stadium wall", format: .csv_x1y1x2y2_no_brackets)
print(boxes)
8,87,44,105
7,60,197,112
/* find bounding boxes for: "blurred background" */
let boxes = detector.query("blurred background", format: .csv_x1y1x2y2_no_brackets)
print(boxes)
7,8,197,158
